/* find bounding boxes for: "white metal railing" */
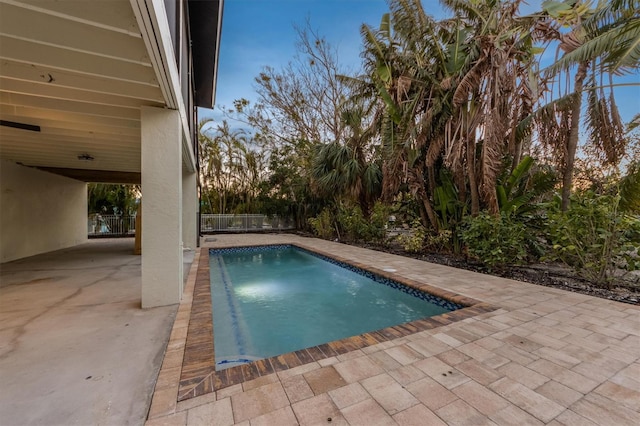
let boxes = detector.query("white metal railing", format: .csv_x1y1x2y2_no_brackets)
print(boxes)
88,214,136,236
200,214,294,232
88,213,293,236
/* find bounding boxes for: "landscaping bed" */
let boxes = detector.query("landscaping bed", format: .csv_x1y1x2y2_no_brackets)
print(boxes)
356,242,640,306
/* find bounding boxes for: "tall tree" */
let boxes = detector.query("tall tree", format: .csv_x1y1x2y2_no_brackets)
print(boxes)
536,0,637,210
88,183,138,215
232,22,355,148
358,0,542,228
225,23,368,225
312,100,382,216
199,120,257,214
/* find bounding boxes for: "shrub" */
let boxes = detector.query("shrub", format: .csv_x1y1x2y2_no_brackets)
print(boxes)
336,204,368,242
546,192,640,286
335,202,389,243
308,208,335,240
367,202,391,243
396,220,426,253
425,229,453,252
460,212,528,269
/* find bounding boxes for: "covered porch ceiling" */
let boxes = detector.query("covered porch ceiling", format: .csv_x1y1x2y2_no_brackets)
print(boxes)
0,0,167,184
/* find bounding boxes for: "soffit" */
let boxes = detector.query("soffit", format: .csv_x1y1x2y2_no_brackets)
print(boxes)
189,0,223,108
0,0,166,180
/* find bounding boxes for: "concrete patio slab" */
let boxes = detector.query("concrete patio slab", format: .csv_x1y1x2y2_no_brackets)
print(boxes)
148,234,640,425
0,239,183,425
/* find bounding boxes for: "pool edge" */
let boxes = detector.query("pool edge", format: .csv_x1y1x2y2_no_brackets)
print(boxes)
175,242,497,402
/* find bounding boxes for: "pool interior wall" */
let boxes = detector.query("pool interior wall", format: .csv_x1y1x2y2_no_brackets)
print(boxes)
210,244,463,368
176,243,496,401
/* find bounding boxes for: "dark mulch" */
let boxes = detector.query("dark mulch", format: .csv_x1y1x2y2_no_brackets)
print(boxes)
349,241,640,306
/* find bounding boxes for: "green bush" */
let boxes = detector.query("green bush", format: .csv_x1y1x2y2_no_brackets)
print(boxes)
461,212,528,269
309,202,390,243
336,204,368,242
336,202,389,243
396,220,426,253
367,202,391,243
546,192,640,286
425,229,453,252
308,208,335,240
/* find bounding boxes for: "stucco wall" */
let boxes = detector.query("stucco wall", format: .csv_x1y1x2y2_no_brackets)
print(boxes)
0,161,87,263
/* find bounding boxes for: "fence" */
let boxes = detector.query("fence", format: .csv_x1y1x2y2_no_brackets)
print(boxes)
200,214,294,233
88,214,136,236
88,213,293,236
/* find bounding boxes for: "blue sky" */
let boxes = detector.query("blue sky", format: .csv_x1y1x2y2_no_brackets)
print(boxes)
203,0,391,124
202,0,639,127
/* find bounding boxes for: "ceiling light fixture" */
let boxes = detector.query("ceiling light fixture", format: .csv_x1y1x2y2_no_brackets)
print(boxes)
77,153,94,161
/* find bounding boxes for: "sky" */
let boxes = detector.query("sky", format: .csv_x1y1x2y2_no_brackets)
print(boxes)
203,0,391,125
201,0,639,129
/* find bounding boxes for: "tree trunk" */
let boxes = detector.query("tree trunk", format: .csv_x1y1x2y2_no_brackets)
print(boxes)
561,61,588,212
221,188,226,214
422,196,439,231
467,134,480,215
455,168,467,206
512,136,524,171
427,166,436,196
415,163,439,232
359,190,371,218
412,164,439,231
511,104,532,170
415,186,438,232
417,201,431,231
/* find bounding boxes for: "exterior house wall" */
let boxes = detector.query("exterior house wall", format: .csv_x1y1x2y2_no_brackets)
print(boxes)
0,160,87,263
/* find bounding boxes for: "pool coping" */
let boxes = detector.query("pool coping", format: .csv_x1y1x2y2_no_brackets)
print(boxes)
163,242,496,403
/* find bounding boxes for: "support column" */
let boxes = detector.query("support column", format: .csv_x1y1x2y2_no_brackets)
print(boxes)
182,170,197,250
141,106,183,308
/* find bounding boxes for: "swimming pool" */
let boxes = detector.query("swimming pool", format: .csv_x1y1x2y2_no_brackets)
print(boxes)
210,244,462,369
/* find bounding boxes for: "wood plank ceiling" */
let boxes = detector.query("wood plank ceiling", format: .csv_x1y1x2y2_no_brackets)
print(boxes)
0,0,167,183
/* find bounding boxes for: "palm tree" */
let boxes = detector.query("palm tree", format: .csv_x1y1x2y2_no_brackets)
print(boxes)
357,5,446,229
545,0,640,76
198,119,219,213
536,0,638,210
358,0,543,228
198,120,250,214
439,0,542,214
311,101,382,216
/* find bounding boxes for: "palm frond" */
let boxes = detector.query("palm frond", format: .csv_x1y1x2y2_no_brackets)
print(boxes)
619,161,640,212
585,76,627,166
520,91,578,132
627,113,640,131
583,0,640,36
362,163,382,196
440,0,488,27
544,13,640,76
452,57,486,107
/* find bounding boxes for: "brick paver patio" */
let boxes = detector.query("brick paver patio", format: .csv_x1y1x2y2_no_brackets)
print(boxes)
146,234,639,425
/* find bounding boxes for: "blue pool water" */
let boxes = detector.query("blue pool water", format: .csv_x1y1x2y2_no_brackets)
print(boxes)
210,245,459,368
